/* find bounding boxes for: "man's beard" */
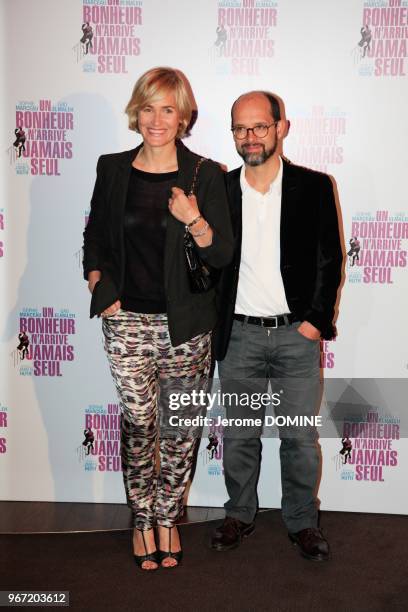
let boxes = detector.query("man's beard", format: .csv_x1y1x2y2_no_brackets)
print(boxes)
237,141,277,167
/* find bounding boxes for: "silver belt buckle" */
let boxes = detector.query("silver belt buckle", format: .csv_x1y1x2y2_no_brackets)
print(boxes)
262,316,278,329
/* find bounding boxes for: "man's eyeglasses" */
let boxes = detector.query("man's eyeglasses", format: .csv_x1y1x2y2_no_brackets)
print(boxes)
231,123,278,140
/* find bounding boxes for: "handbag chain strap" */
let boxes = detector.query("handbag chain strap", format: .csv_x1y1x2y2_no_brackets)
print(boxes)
188,157,206,196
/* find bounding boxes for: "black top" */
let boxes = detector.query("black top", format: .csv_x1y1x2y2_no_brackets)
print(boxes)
121,167,178,313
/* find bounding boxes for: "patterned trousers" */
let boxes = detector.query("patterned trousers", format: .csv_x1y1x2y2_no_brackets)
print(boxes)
102,310,211,529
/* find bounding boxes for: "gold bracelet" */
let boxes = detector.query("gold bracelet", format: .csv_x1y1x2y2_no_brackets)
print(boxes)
190,222,209,237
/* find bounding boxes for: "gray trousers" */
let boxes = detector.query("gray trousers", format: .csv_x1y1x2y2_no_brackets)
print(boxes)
218,318,321,533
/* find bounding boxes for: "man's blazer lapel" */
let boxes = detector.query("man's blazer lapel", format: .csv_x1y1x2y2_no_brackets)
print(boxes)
227,167,243,255
280,158,298,264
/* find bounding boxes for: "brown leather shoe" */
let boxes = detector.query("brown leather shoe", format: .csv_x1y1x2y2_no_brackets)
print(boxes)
289,527,330,561
211,516,255,551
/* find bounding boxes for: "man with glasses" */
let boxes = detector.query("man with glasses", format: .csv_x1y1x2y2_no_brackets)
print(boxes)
211,91,343,561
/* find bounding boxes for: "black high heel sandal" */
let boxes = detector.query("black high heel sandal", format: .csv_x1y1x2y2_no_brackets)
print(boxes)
133,528,159,571
158,526,183,568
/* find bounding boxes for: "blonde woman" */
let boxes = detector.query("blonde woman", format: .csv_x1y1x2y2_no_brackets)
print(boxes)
83,67,233,570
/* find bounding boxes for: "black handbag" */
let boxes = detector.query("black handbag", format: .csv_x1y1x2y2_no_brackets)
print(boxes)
183,157,215,293
89,274,119,318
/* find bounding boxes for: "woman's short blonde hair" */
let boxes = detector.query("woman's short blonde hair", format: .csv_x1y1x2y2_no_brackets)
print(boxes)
125,67,193,138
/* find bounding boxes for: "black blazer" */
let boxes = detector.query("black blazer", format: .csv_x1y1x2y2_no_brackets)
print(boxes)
83,140,234,346
213,158,343,361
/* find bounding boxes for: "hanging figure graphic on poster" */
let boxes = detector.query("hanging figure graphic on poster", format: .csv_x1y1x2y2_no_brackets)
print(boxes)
80,22,94,55
82,428,95,455
17,332,29,360
358,25,372,58
347,237,360,267
214,24,227,54
207,432,219,460
13,127,26,158
340,437,352,464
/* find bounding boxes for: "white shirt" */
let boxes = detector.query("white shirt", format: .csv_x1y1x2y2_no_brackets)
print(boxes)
235,157,290,317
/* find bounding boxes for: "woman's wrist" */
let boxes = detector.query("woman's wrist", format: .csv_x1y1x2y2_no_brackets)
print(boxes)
191,222,213,247
186,215,213,245
190,221,209,238
186,214,203,228
187,215,206,233
88,270,101,293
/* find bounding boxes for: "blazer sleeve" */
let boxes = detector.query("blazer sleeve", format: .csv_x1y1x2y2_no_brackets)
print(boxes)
304,174,343,336
82,156,107,281
193,162,234,269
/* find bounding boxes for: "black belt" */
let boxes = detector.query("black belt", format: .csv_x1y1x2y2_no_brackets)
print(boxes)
233,313,299,328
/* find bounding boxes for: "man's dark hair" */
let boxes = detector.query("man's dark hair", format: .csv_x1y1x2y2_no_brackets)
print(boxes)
231,90,281,125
